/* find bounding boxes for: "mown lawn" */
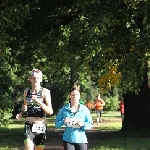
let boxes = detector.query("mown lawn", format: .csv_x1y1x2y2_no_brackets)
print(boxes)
90,111,150,150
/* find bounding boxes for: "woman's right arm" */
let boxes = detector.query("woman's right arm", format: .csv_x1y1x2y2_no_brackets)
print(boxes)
55,107,65,128
16,90,27,120
23,90,27,112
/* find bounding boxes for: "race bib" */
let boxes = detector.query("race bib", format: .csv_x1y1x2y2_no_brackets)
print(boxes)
32,124,46,133
67,118,80,128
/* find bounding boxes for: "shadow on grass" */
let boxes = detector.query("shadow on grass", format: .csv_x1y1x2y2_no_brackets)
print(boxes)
87,129,150,150
0,127,24,150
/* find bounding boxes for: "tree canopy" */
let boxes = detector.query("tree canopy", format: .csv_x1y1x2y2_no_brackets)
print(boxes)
1,0,150,127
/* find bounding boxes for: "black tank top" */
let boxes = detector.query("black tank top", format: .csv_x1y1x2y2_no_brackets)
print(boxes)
25,88,46,117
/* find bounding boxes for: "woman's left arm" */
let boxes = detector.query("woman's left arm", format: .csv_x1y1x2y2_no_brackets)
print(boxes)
81,107,93,130
38,88,53,115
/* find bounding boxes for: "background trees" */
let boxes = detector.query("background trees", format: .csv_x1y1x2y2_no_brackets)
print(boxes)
89,0,150,131
1,0,150,131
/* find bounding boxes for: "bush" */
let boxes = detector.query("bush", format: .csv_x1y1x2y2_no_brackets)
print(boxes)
103,95,119,111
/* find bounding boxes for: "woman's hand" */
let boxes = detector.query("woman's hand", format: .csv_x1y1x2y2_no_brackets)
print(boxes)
32,95,42,105
77,120,84,127
16,111,22,120
64,117,70,124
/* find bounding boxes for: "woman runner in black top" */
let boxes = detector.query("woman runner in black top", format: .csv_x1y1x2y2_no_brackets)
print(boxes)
16,69,53,150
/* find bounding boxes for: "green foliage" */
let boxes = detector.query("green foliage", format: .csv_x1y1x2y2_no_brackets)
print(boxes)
104,96,119,111
0,0,150,126
0,54,14,126
88,0,150,94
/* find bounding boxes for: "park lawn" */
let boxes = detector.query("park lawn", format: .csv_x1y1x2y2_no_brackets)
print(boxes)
89,125,150,150
0,117,55,150
90,136,150,150
89,122,150,150
0,111,150,150
90,111,150,150
0,124,23,150
91,110,122,120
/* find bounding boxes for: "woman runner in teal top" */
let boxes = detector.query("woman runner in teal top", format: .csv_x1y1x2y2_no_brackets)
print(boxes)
55,88,93,150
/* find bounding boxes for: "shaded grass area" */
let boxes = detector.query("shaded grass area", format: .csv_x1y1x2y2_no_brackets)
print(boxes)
90,111,150,150
89,130,150,150
0,125,23,150
1,112,150,150
0,116,56,150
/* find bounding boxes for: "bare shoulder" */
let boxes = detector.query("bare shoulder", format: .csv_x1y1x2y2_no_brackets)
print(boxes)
42,87,47,90
42,88,50,98
42,88,49,94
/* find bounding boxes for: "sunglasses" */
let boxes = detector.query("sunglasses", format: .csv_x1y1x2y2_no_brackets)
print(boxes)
30,69,42,76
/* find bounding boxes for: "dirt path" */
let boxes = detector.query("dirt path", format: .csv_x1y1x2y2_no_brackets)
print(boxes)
17,119,122,150
45,119,122,150
45,127,99,150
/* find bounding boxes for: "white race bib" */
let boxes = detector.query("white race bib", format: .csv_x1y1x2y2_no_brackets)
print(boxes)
32,124,46,133
67,118,80,128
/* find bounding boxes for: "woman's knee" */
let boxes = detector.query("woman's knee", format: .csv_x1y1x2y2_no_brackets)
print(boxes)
25,141,34,150
35,145,45,150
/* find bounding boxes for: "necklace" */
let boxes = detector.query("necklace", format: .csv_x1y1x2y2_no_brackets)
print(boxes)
70,104,80,113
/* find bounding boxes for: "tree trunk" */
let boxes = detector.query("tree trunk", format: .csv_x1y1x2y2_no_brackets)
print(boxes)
70,65,79,90
121,71,150,132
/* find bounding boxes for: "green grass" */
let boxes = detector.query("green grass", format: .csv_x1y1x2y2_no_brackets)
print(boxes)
0,116,56,150
91,111,121,119
0,126,23,150
89,111,150,150
90,137,150,150
1,111,150,150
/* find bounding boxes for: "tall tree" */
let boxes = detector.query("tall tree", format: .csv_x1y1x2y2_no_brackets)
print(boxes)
0,0,102,124
2,0,150,130
89,0,150,131
0,1,18,126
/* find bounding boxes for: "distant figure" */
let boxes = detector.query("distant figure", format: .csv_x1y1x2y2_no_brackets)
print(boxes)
94,94,105,125
119,99,124,121
85,101,95,112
